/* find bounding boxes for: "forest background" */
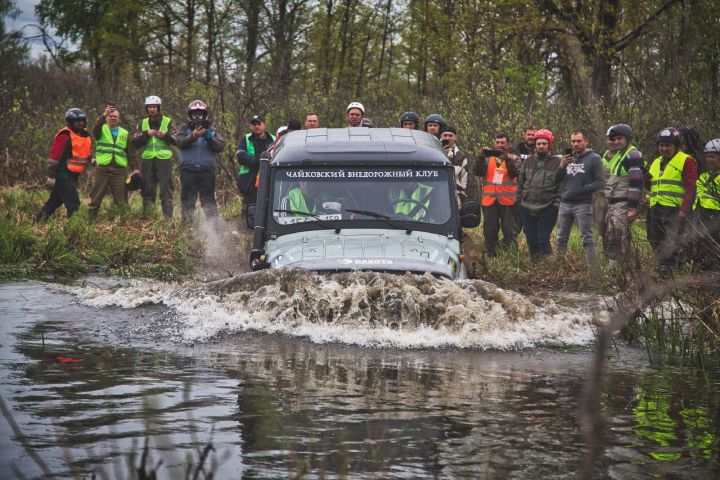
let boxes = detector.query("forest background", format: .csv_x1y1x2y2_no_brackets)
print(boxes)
1,0,720,196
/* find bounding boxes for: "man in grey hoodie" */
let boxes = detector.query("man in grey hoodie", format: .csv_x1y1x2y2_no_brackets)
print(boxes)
555,129,605,263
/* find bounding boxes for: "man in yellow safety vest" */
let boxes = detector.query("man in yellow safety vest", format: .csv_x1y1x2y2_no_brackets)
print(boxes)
132,95,177,218
88,104,139,219
691,139,720,269
645,127,698,273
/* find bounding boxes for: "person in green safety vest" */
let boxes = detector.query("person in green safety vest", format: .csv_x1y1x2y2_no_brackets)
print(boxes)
388,180,435,222
132,95,177,218
236,114,275,229
600,123,644,267
88,104,139,219
644,127,698,273
691,139,720,269
278,180,341,220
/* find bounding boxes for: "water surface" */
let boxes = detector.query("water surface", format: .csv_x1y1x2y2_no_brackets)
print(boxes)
0,279,718,479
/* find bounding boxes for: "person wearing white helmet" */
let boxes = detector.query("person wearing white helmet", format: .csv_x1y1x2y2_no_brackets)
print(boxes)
132,95,177,218
692,139,720,267
346,102,364,127
174,99,226,224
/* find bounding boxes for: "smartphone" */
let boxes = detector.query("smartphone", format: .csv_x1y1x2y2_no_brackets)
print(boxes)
441,139,450,147
564,148,572,156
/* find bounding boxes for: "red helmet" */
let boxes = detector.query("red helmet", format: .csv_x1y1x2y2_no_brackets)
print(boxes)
533,129,554,148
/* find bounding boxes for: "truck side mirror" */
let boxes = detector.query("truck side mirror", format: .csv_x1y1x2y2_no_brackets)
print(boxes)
460,201,480,228
246,204,256,229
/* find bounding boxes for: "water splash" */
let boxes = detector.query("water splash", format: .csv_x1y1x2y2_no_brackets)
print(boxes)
60,269,600,349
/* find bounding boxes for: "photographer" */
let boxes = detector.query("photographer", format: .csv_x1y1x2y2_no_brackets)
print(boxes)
476,133,520,255
174,99,225,223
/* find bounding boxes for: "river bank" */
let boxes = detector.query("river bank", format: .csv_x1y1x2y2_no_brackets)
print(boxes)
1,187,612,291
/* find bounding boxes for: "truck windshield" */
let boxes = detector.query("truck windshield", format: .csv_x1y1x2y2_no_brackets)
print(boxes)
271,166,452,226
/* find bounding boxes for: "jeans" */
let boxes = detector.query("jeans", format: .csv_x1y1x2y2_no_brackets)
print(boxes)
556,202,596,263
519,204,559,257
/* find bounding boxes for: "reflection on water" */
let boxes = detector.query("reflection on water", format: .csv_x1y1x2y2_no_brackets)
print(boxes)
0,281,718,479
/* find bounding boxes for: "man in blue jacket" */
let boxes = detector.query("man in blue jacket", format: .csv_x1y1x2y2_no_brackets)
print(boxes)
555,129,605,264
174,99,225,223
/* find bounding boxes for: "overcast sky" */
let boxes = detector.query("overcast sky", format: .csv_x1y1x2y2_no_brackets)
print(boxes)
6,0,51,58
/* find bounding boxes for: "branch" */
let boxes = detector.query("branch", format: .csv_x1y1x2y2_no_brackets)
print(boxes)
614,0,682,52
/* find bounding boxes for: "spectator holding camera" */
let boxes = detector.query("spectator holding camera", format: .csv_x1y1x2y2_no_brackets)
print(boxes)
88,103,138,219
174,99,225,223
477,133,521,255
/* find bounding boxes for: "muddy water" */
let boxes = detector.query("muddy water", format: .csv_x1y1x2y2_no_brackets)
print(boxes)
1,278,718,479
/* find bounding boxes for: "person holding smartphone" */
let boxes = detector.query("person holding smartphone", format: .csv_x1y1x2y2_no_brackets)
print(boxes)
88,103,139,219
554,129,604,264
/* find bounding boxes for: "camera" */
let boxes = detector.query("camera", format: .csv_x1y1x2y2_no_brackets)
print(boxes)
190,118,211,130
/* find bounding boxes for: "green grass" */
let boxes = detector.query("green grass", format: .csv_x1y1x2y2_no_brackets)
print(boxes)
0,187,208,280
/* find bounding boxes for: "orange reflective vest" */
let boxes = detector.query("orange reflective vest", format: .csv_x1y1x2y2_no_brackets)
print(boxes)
481,157,517,206
55,127,92,173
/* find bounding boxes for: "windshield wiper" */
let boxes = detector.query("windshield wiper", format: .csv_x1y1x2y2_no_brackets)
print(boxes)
345,209,412,234
274,209,342,233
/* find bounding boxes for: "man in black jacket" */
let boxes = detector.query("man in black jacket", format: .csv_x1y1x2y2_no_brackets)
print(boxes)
236,115,275,225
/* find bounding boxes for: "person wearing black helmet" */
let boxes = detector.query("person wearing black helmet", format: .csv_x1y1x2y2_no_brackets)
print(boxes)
174,99,226,223
400,112,420,129
601,123,644,267
645,127,698,273
423,114,445,138
36,108,92,221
